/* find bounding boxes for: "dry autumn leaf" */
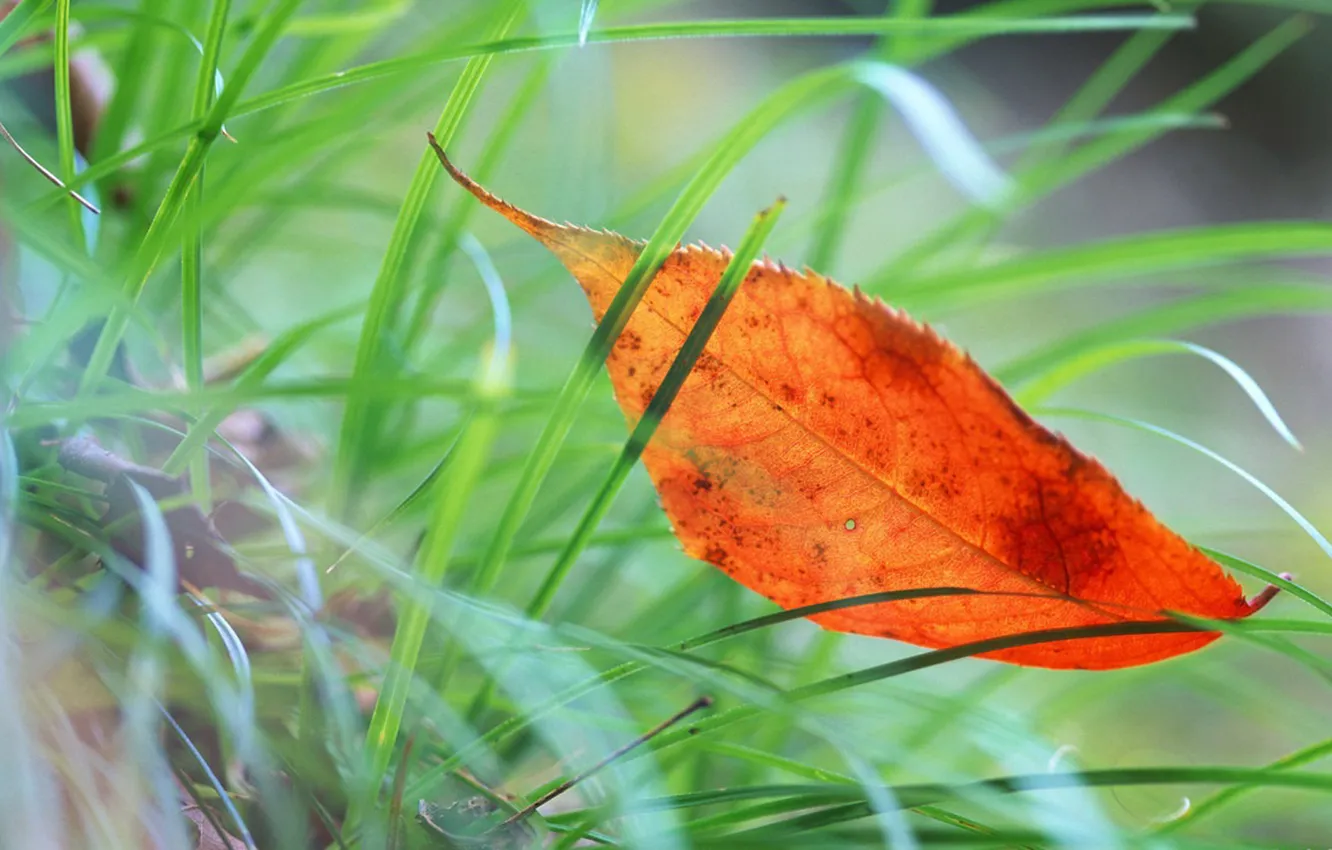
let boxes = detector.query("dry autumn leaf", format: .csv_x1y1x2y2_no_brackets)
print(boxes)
430,143,1275,670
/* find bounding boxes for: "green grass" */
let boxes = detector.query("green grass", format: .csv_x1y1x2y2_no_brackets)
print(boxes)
3,0,1331,847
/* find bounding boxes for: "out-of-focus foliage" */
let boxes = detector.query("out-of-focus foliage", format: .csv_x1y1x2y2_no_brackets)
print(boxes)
1,0,1329,847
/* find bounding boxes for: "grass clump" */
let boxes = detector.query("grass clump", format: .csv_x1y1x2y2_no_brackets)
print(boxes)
1,0,1330,847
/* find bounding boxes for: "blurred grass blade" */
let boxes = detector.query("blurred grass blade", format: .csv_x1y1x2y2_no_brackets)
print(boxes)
325,447,456,575
162,707,258,850
161,303,363,475
807,0,926,274
354,227,513,829
0,122,100,213
579,0,598,45
181,0,233,513
186,591,259,768
891,222,1332,308
233,14,1196,120
213,434,322,611
9,0,1332,844
76,0,308,391
0,429,65,849
1017,28,1175,170
620,766,1332,814
26,14,1200,208
69,4,234,139
123,480,192,850
408,588,1030,799
333,0,525,518
0,430,14,567
285,0,413,36
53,0,86,245
853,62,1012,207
0,0,52,57
637,622,1227,760
995,281,1332,386
403,56,552,356
1014,339,1301,449
874,15,1312,285
458,232,513,379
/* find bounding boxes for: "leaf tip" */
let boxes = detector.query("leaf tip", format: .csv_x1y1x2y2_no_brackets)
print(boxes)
425,131,559,242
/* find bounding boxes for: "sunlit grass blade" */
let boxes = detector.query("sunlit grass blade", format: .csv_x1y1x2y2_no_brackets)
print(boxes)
995,281,1332,385
232,14,1196,121
853,62,1012,207
1014,339,1300,449
352,229,513,830
871,16,1313,285
890,221,1332,309
579,0,599,45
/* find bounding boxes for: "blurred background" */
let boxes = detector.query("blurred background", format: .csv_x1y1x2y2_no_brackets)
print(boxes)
3,0,1330,846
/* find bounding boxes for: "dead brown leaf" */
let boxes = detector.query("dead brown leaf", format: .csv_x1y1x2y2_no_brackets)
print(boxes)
57,436,270,597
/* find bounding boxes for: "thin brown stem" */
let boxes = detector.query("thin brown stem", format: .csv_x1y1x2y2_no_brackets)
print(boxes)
0,120,100,214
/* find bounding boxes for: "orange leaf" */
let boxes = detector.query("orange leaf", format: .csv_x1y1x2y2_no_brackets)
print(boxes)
434,150,1273,670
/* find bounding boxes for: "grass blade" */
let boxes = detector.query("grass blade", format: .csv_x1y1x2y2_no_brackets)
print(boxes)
462,199,786,719
332,0,525,518
454,63,854,626
75,0,308,391
579,0,598,45
353,227,514,830
1014,339,1301,449
526,199,786,621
